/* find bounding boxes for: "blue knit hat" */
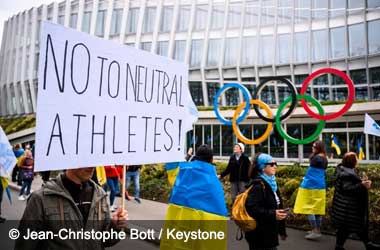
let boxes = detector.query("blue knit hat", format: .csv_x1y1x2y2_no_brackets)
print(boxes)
256,153,273,171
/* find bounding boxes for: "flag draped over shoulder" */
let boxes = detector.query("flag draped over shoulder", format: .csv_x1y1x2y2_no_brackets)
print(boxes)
0,126,17,204
294,166,326,215
160,160,228,250
357,137,365,160
165,162,181,187
364,113,380,137
331,134,341,156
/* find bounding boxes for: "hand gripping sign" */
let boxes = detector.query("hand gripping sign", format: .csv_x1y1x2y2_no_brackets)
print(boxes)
213,68,355,145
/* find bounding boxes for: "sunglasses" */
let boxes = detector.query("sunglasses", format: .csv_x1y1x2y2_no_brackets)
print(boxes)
265,162,277,167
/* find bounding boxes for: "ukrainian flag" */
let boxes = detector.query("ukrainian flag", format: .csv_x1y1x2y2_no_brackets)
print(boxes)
331,134,341,156
165,162,181,187
357,138,365,160
160,160,228,250
294,166,326,215
96,166,107,186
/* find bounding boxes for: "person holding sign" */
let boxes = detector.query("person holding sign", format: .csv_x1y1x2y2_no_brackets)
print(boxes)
15,167,128,250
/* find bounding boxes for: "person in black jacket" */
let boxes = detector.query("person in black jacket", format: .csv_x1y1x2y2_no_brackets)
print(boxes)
219,143,250,205
245,153,287,250
332,152,380,250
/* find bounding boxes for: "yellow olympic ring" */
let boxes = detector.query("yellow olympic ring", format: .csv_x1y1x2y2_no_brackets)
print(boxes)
232,100,273,145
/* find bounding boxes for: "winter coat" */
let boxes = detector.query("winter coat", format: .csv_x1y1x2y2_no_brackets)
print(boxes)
104,165,122,178
245,177,287,249
15,173,119,250
220,154,250,182
332,164,369,234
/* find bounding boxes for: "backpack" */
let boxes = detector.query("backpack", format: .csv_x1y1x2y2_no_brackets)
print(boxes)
231,181,265,239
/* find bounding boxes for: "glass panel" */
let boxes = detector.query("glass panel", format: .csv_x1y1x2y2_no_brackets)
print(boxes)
204,125,212,146
349,132,366,158
207,82,220,106
211,5,224,30
177,5,191,32
127,8,138,33
312,0,328,19
277,33,291,64
140,42,151,52
16,82,25,114
194,125,202,150
313,88,330,100
355,87,368,100
312,74,328,85
186,130,194,150
295,74,308,85
241,36,256,65
295,0,310,23
189,81,204,106
239,125,252,156
160,6,173,32
174,40,186,61
303,124,318,158
222,126,234,156
245,3,259,27
348,0,364,9
261,7,275,26
331,72,347,85
259,35,273,65
373,86,380,100
96,10,107,37
368,0,380,8
70,13,78,28
294,32,308,63
278,7,293,24
224,37,239,66
330,27,346,59
207,39,222,67
194,5,208,31
350,69,367,85
212,125,221,156
332,87,347,101
58,15,65,25
330,0,346,17
368,19,380,55
228,3,241,28
370,67,380,84
270,129,284,157
312,29,327,61
82,12,91,33
254,125,269,154
156,41,168,56
278,82,293,102
9,83,16,114
257,84,276,104
25,82,33,113
224,86,239,106
348,23,365,57
143,7,156,33
286,124,301,158
369,134,380,160
190,39,203,67
322,132,347,159
110,9,123,36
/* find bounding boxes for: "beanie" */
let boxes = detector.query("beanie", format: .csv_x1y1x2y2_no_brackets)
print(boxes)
256,153,273,171
237,143,245,153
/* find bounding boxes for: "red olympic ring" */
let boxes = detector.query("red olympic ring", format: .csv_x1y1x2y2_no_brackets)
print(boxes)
300,68,355,121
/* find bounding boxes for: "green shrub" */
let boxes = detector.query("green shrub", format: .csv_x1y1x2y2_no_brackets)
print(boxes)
282,179,301,197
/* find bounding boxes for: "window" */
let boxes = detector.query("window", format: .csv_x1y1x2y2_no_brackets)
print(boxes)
212,125,221,155
370,67,380,84
224,37,239,66
331,72,347,85
96,10,107,36
127,8,138,33
349,23,365,57
332,87,348,101
330,0,346,17
287,124,301,158
312,74,328,85
313,88,330,101
245,4,258,27
259,35,273,65
211,5,224,30
110,9,123,36
190,39,203,67
143,7,156,33
270,129,284,158
261,7,275,26
228,3,241,28
312,0,327,19
224,84,239,105
295,0,310,23
258,83,276,104
355,87,368,100
330,27,346,59
140,42,151,52
194,5,208,31
277,33,291,64
25,82,33,114
368,0,380,8
70,14,78,29
348,0,364,9
373,86,380,100
174,40,186,61
207,82,220,107
177,5,190,32
16,82,25,114
156,41,168,56
222,125,234,156
58,15,65,25
368,19,380,55
160,6,173,32
294,32,308,63
350,69,367,85
241,36,256,65
368,134,380,160
295,75,308,85
82,12,91,33
312,29,327,61
189,82,204,106
207,39,221,67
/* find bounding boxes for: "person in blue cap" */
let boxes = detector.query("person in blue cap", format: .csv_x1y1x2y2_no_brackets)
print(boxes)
245,153,287,250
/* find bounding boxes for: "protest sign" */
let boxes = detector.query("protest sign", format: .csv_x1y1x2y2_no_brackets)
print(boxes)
35,22,198,171
0,126,17,175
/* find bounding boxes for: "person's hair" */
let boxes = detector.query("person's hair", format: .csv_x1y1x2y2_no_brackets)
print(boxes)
341,152,358,169
248,153,262,178
193,144,213,163
309,140,326,161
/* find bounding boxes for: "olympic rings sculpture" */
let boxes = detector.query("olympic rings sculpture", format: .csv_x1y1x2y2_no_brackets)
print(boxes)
213,68,355,145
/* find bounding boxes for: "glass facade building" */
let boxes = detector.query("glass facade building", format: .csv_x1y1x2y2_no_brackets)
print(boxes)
1,0,380,162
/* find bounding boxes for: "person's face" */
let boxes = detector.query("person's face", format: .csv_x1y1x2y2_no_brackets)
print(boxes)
312,143,317,153
71,167,95,182
262,160,277,176
233,145,242,154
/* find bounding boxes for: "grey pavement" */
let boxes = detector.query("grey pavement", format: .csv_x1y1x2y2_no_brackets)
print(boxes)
4,175,365,250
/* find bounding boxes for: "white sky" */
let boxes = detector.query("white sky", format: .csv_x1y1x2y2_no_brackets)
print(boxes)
0,0,55,47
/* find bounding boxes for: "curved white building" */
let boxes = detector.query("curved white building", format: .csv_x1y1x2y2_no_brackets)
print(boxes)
1,0,380,161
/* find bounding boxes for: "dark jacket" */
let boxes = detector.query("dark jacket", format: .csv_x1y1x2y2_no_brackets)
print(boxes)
245,177,286,249
15,173,119,250
127,165,141,172
220,154,250,182
332,164,369,233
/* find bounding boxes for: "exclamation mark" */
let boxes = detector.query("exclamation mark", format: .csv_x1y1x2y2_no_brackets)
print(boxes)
178,119,182,151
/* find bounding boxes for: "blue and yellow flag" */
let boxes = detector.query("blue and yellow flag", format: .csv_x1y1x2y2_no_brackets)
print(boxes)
161,160,228,250
357,137,365,160
294,166,326,215
165,162,181,187
331,134,341,156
